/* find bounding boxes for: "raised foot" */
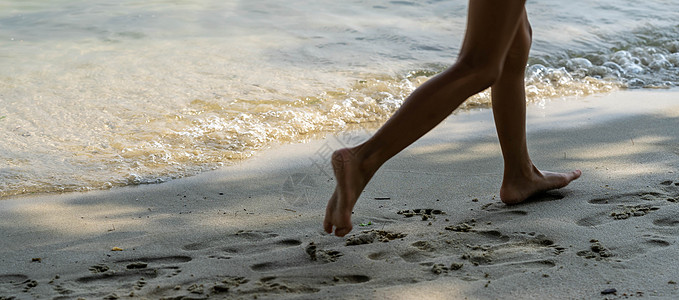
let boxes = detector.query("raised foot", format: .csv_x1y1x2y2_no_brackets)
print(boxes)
323,148,374,237
500,168,582,205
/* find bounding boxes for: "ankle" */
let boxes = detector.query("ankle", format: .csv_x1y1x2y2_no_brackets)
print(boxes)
504,162,540,183
346,144,381,176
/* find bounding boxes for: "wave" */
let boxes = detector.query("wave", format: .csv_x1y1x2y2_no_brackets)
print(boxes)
1,25,677,198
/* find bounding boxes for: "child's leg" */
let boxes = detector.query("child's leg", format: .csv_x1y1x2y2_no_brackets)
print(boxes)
490,13,581,204
324,0,530,237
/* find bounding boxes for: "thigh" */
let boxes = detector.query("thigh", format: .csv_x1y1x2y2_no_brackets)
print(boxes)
456,0,527,68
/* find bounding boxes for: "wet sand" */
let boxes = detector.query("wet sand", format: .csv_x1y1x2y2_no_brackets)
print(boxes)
1,89,679,299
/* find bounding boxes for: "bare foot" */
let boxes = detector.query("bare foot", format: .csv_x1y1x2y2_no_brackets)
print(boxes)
323,148,373,237
500,166,581,204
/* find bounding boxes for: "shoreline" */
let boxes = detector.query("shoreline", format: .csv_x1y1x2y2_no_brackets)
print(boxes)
1,89,679,299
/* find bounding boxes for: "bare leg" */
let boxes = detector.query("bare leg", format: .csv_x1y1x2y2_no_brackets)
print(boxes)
324,0,530,237
490,13,581,204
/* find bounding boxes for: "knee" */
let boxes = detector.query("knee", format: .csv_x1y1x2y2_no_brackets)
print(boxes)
504,20,533,71
452,55,504,88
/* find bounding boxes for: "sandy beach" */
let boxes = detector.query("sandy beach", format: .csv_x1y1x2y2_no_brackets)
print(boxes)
1,89,679,300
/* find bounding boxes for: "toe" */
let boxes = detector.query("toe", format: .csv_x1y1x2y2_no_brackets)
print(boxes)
335,226,352,237
323,221,333,234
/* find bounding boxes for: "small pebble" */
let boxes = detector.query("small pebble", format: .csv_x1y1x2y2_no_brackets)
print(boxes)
601,288,617,295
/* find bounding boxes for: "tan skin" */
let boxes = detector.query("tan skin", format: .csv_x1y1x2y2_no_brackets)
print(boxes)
324,0,581,237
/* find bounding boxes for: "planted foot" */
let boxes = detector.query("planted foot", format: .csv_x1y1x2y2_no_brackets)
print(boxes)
500,166,581,204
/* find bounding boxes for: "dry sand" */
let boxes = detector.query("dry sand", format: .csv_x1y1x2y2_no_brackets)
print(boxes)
1,89,679,300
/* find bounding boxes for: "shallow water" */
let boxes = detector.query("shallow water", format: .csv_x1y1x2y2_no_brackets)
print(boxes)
1,0,678,197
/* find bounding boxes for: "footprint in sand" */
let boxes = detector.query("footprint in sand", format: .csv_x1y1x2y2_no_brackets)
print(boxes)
367,251,391,261
186,230,328,278
182,230,279,251
576,204,660,227
233,274,370,296
359,229,457,263
182,230,307,274
145,276,250,299
650,214,679,243
305,242,343,263
408,230,562,281
399,249,436,263
51,256,192,298
0,274,39,296
344,230,407,246
149,261,373,299
644,238,672,247
231,238,312,272
183,230,308,278
575,212,610,227
205,273,370,299
391,240,442,263
591,179,679,205
659,179,679,188
154,273,369,299
74,255,192,291
660,179,679,202
653,216,679,227
588,191,668,205
577,234,673,262
222,238,302,256
459,233,561,269
250,245,343,272
576,187,674,227
244,237,345,273
0,274,29,284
